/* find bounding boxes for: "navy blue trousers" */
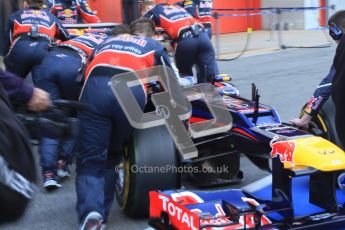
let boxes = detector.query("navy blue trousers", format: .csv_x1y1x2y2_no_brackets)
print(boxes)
33,48,82,173
4,37,50,79
76,75,145,222
175,31,218,83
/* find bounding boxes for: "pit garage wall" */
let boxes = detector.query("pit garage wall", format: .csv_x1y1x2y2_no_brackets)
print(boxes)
261,0,327,29
89,0,262,34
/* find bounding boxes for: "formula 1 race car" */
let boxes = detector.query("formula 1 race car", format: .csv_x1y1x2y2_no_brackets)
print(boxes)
146,75,345,229
63,22,118,37
110,66,345,229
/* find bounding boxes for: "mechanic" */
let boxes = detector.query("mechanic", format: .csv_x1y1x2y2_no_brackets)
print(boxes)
178,0,214,38
291,10,345,144
33,30,113,191
3,0,70,81
290,11,345,190
0,0,52,110
142,1,219,83
44,0,101,24
76,18,172,230
0,0,21,62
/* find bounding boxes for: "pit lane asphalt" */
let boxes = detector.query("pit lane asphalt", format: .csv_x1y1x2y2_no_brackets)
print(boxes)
3,45,336,230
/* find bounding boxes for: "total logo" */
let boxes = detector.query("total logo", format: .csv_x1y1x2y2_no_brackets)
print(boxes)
158,195,198,230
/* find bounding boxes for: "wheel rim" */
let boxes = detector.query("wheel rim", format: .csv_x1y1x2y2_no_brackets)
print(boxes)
115,146,131,209
116,162,125,196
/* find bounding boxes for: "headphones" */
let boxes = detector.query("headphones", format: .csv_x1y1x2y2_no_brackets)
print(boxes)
329,23,343,40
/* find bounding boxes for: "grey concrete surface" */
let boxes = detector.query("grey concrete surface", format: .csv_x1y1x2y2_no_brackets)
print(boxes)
214,29,333,59
2,45,336,230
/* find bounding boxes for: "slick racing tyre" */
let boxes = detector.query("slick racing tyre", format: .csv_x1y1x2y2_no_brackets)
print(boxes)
302,99,342,148
115,125,180,217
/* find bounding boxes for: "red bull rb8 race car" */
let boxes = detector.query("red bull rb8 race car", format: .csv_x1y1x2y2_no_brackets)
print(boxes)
147,94,345,229
109,66,345,229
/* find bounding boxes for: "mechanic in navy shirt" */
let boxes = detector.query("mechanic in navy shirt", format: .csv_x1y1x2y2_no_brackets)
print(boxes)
291,10,345,150
0,0,51,111
44,0,101,24
178,0,214,38
76,18,172,229
33,30,111,191
4,0,69,82
143,1,218,83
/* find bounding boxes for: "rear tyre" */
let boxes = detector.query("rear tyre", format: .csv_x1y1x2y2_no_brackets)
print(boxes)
115,125,180,217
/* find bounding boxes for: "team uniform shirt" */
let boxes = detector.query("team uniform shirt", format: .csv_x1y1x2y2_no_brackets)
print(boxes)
4,7,69,55
304,65,335,116
59,32,108,58
144,4,198,41
182,0,213,27
84,34,172,81
44,0,100,24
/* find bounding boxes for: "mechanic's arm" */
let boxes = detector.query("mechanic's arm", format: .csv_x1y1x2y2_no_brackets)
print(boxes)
55,17,70,41
158,48,173,69
2,15,15,56
76,0,101,23
43,0,53,12
304,65,335,116
291,65,335,127
0,70,51,111
143,9,159,25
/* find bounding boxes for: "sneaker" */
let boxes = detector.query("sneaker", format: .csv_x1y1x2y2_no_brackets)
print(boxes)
43,171,61,191
57,159,71,178
338,172,345,189
80,211,103,230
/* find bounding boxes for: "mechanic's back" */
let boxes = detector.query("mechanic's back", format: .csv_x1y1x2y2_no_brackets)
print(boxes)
4,0,69,79
44,0,100,24
76,19,172,230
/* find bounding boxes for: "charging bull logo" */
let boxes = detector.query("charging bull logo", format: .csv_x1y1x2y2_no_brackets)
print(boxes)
59,9,77,18
270,136,296,167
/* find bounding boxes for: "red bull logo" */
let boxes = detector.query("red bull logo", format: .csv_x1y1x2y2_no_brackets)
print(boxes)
270,136,296,167
59,9,77,17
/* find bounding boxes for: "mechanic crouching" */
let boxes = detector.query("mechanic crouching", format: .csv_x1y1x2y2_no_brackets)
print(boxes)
32,31,112,190
179,0,214,38
76,18,172,230
3,0,69,80
142,1,219,83
44,0,101,24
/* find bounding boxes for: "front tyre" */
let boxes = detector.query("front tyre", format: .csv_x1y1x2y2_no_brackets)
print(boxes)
115,125,180,217
302,99,342,148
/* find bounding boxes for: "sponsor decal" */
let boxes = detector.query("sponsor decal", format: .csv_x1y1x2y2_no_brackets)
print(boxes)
317,149,335,155
80,33,106,45
200,1,213,9
158,195,199,230
163,5,184,15
58,9,77,18
270,136,296,167
112,34,147,47
305,96,323,113
21,10,50,21
171,191,204,205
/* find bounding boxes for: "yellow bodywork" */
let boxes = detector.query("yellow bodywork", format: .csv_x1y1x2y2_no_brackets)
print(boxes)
283,136,345,171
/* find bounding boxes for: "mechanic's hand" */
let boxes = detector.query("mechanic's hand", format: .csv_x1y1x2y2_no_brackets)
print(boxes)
290,113,312,128
27,88,51,112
